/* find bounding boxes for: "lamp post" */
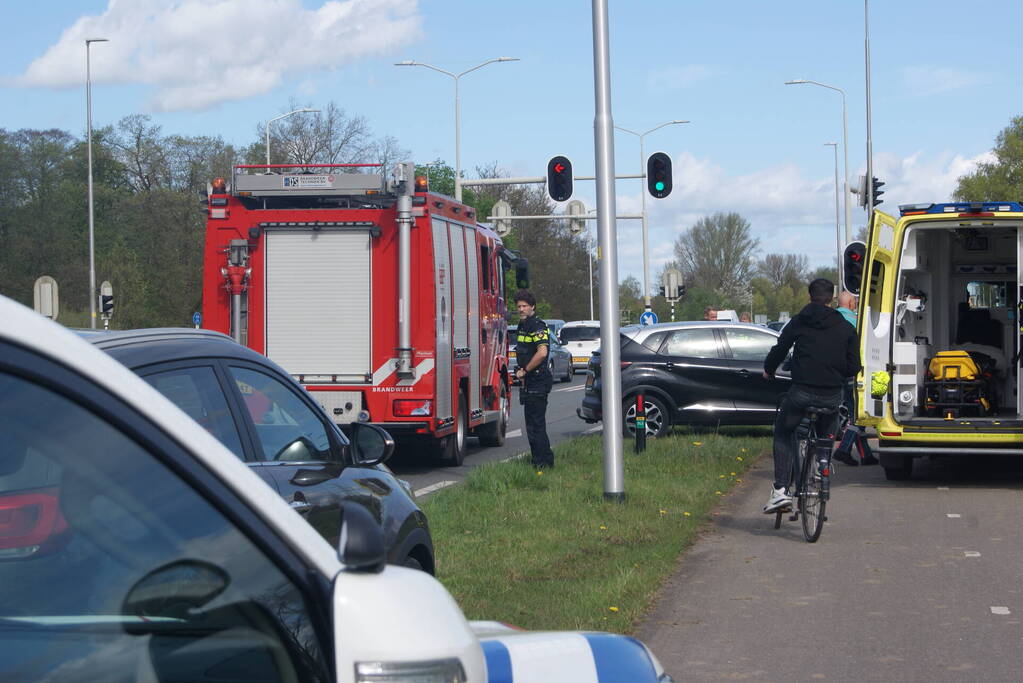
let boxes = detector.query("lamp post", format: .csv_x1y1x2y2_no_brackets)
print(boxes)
785,79,851,243
825,142,843,287
394,57,519,201
265,108,320,167
613,120,689,311
86,37,108,329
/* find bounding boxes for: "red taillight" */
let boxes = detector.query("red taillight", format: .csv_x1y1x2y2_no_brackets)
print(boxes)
393,399,432,417
0,488,69,555
620,361,632,369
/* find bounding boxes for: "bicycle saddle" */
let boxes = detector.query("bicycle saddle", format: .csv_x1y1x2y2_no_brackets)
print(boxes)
805,405,837,415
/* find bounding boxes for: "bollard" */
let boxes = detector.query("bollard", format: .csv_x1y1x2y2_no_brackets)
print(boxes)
635,394,646,453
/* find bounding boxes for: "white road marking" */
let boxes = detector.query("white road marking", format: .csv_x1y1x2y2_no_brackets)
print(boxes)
937,486,950,490
414,480,457,496
947,513,961,518
553,385,585,393
500,452,529,463
964,551,982,558
507,429,522,438
991,606,1011,615
584,426,602,434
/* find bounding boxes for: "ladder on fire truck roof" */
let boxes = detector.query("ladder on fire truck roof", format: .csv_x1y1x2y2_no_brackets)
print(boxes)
230,164,387,198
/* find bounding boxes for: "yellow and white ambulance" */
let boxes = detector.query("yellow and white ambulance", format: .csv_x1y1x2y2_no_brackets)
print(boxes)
854,201,1023,480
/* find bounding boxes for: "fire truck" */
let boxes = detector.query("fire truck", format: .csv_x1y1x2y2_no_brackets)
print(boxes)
201,162,523,465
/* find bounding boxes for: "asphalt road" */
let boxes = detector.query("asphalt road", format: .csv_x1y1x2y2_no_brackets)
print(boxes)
388,372,599,495
638,452,1023,682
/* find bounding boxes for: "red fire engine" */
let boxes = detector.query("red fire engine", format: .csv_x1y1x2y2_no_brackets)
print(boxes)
202,162,522,465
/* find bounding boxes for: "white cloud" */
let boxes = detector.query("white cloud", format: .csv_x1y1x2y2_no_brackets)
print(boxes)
17,0,422,111
901,66,992,96
611,148,993,285
647,65,715,91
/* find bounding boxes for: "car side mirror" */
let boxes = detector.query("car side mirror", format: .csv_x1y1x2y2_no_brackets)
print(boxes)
350,422,395,466
338,501,386,573
122,559,229,623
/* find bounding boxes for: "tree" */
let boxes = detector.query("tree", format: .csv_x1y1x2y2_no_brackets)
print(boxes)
618,276,643,324
673,212,759,301
756,253,808,289
954,115,1023,201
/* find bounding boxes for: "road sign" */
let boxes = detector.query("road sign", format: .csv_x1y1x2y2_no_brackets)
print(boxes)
491,200,512,236
99,280,114,317
640,310,658,326
33,276,59,320
192,311,202,328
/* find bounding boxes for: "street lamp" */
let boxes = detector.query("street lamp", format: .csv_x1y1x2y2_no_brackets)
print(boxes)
785,79,851,244
825,142,843,287
614,120,689,310
394,57,520,201
86,37,108,329
265,108,320,167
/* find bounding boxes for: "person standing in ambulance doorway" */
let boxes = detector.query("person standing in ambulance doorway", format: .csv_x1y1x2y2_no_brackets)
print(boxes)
514,290,555,469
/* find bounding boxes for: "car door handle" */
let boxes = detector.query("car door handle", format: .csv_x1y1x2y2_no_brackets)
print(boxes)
665,362,675,369
290,500,312,514
736,369,750,377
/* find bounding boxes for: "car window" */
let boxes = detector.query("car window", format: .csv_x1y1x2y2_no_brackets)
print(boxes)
560,326,600,342
0,370,329,682
229,366,332,462
724,328,778,362
641,331,668,352
661,328,720,358
143,365,246,460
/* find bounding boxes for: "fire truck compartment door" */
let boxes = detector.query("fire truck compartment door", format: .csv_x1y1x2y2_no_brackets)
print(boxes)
264,230,371,380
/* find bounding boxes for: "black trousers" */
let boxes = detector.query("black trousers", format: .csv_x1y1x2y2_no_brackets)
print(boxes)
521,390,554,467
772,384,842,490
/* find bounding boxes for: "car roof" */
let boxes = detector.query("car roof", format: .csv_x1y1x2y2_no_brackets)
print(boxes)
561,320,600,327
1,297,339,578
78,327,283,372
622,321,780,343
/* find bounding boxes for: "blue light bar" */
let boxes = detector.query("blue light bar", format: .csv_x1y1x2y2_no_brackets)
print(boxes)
899,201,1023,216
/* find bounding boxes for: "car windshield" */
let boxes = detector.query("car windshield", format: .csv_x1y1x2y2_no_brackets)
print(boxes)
561,326,600,342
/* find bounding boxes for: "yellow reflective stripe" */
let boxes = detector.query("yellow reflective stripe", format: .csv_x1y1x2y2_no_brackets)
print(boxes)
518,332,549,342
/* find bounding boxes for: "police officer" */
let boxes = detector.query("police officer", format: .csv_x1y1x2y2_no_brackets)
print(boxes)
514,290,555,469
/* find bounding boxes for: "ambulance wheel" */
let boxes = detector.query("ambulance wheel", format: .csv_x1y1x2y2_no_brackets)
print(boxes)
478,383,508,447
438,394,468,467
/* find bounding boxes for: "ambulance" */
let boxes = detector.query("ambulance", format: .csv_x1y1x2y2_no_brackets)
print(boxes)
853,201,1023,480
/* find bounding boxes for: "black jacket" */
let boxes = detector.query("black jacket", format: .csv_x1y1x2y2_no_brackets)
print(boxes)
764,302,861,388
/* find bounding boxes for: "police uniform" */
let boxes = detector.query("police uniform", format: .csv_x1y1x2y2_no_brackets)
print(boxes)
516,315,555,468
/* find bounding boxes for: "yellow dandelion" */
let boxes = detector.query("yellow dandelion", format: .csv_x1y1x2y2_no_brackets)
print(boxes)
730,472,736,476
718,474,725,479
536,470,544,476
736,479,742,483
599,525,607,530
740,448,748,452
736,456,744,461
609,606,619,613
683,511,691,516
659,509,667,516
715,490,723,495
692,441,703,446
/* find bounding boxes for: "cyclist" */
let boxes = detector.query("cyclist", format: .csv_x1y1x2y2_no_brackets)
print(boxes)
761,278,861,513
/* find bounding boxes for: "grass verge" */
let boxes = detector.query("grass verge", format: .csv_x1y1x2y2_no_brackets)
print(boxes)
421,427,771,634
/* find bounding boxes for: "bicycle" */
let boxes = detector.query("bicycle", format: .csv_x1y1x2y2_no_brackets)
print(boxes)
773,404,837,542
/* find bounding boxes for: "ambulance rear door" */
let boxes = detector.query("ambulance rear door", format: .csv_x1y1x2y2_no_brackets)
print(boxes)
858,209,900,424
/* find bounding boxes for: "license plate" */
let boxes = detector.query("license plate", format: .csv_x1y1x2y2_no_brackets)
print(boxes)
573,356,589,363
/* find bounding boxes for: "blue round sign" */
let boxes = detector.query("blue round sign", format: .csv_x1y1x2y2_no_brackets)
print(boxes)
192,311,202,326
640,311,658,326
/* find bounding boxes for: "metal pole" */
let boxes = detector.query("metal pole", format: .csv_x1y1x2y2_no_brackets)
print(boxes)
840,91,851,243
589,235,595,320
454,76,461,201
592,0,624,502
864,0,874,210
639,135,649,311
86,38,107,329
827,142,843,286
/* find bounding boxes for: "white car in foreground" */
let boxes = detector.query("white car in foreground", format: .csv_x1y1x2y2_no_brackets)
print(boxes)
0,295,672,683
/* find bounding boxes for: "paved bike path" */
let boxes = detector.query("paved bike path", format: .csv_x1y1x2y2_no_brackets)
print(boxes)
638,453,1023,682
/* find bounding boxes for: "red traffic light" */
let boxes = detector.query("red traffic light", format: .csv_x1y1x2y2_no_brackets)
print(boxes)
547,155,573,202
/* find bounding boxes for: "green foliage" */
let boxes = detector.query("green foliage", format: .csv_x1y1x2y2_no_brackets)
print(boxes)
954,115,1023,202
673,212,759,302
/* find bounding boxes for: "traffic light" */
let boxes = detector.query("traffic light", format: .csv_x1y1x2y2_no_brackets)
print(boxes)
676,283,687,299
871,176,885,207
547,155,573,202
646,151,673,199
843,241,866,295
855,174,868,209
100,294,113,315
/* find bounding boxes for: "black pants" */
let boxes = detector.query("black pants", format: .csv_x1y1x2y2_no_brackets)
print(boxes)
521,390,554,467
772,384,843,490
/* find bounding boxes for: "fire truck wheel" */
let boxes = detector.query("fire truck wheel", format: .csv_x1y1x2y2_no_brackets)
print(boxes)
478,383,509,447
437,393,468,467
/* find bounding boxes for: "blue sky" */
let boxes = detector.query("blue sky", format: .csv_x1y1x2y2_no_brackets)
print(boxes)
4,0,1021,291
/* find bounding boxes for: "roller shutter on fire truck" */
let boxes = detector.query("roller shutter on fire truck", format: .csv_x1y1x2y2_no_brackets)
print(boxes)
264,230,372,380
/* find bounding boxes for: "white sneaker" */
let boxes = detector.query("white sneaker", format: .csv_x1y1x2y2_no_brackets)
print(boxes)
763,486,792,514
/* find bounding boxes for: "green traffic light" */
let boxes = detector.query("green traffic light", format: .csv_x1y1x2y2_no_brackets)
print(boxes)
655,181,665,192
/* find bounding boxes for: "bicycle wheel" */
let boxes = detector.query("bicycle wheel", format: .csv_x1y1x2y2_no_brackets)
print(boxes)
800,427,826,543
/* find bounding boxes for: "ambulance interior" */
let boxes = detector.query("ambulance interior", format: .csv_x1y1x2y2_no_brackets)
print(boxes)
892,224,1019,422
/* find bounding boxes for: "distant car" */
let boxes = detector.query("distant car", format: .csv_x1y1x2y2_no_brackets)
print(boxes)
544,318,566,341
560,320,602,373
509,323,572,383
578,321,791,436
80,328,434,573
766,320,788,332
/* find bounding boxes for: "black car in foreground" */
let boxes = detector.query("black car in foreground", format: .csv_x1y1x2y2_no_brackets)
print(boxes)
81,328,434,573
577,321,791,436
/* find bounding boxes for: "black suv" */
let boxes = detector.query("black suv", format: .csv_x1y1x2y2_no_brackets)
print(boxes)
577,322,791,436
81,328,434,573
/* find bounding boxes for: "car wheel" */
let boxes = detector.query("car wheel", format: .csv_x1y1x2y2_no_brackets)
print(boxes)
477,382,508,447
438,392,468,467
623,394,669,438
403,555,424,572
560,361,572,383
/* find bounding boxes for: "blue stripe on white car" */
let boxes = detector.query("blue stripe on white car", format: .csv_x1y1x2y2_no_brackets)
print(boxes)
479,630,664,681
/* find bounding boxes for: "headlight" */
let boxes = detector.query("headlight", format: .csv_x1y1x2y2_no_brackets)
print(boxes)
355,658,466,682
